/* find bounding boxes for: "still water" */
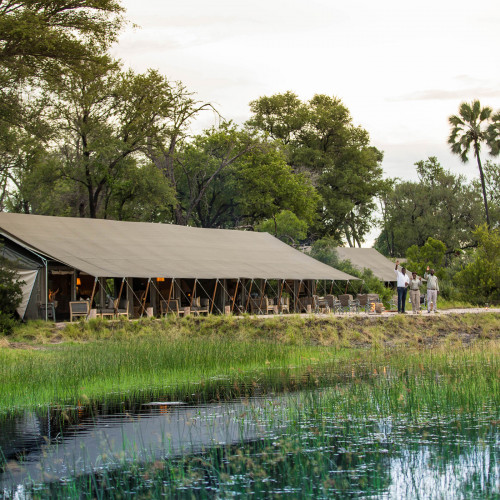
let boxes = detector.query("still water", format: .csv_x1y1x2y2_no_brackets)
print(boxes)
1,368,498,498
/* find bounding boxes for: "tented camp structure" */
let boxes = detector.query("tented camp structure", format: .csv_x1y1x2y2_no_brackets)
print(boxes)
333,247,398,283
0,214,357,320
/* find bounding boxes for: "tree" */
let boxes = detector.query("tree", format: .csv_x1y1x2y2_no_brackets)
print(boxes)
42,59,179,218
405,237,446,279
171,123,319,229
248,92,387,245
454,225,500,304
256,210,308,245
0,0,124,80
448,100,500,227
483,161,500,227
0,253,23,333
375,158,484,257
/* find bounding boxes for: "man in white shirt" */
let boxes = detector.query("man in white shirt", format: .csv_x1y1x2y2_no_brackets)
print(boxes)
424,266,439,313
395,260,410,313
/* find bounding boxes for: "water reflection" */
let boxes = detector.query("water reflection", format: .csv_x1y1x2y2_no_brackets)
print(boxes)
0,396,288,491
0,368,498,498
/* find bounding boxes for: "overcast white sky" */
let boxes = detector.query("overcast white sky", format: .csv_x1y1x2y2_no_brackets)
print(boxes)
111,0,500,242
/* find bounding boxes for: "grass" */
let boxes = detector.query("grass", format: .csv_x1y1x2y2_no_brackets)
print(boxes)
10,343,499,499
0,313,498,414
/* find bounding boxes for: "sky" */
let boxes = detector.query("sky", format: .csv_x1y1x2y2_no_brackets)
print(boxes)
111,0,500,242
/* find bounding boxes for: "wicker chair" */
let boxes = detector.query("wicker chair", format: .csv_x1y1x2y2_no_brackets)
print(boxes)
160,299,180,316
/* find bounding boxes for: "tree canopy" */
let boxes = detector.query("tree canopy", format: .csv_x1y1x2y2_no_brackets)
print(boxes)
375,157,486,257
248,92,388,246
448,100,500,227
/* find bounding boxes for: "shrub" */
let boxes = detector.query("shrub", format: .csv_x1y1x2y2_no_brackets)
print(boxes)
0,255,23,334
454,225,500,304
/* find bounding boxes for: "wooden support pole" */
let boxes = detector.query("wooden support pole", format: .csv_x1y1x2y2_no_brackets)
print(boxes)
329,280,334,295
259,279,267,314
210,279,218,314
88,277,98,319
231,279,240,313
245,280,254,312
140,278,151,317
190,280,197,307
166,278,174,307
115,278,125,313
295,280,302,312
278,279,285,313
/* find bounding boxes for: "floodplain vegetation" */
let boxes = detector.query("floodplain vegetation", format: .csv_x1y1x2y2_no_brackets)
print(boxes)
0,314,499,498
0,313,498,413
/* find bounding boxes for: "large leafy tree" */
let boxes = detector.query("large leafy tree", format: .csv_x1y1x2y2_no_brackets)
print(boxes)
375,157,485,257
28,59,178,218
448,100,500,227
454,225,500,304
171,123,319,229
0,0,124,79
247,92,387,245
0,1,126,219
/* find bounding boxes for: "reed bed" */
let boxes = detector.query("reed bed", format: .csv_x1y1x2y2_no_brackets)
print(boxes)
12,343,498,499
0,313,499,414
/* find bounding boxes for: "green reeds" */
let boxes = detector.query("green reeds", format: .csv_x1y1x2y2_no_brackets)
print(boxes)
15,344,499,499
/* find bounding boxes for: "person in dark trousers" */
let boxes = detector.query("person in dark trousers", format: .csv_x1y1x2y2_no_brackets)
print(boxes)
395,260,409,313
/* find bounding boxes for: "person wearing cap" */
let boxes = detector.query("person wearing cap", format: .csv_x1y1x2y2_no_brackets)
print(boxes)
424,266,439,313
409,271,422,314
395,260,410,313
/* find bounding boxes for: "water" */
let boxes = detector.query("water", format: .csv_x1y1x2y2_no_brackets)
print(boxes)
1,365,498,498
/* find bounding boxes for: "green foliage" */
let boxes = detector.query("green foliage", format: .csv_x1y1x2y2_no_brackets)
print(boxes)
375,157,485,257
310,238,393,303
454,225,500,304
0,0,124,80
257,210,308,244
406,237,446,278
248,92,387,245
0,255,23,333
448,100,500,227
173,123,319,229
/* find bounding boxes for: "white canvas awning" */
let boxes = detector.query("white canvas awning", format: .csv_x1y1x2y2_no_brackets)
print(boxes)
333,247,398,282
0,214,357,281
15,269,39,320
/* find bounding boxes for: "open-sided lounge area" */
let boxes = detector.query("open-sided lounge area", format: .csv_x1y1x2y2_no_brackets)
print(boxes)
0,213,371,321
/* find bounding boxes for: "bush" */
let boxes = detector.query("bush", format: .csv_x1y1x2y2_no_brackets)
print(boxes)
0,255,23,334
454,226,500,305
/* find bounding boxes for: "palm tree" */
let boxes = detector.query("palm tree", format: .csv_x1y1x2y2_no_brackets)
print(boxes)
448,100,493,227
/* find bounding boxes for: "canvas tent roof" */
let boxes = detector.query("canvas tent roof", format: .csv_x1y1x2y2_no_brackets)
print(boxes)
0,214,357,281
333,247,398,282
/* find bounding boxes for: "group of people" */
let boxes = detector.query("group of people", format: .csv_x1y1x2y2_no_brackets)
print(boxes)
394,261,439,314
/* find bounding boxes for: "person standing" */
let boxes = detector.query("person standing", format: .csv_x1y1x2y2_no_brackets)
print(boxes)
395,260,410,313
409,271,422,314
424,266,439,313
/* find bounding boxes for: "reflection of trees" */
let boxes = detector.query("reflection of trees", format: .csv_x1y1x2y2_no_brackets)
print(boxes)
0,364,364,471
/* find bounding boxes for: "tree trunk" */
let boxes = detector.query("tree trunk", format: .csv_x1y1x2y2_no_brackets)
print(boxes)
474,140,490,227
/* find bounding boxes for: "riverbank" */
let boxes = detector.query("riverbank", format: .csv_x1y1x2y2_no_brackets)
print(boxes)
0,313,498,413
2,311,499,349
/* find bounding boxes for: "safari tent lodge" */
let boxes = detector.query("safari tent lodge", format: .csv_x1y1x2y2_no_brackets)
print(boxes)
0,213,357,321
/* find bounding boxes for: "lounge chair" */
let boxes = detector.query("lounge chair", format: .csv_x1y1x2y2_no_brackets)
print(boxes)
249,297,272,314
279,296,290,313
114,298,129,319
160,299,180,316
69,301,90,322
324,295,342,314
192,297,210,315
297,296,319,313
